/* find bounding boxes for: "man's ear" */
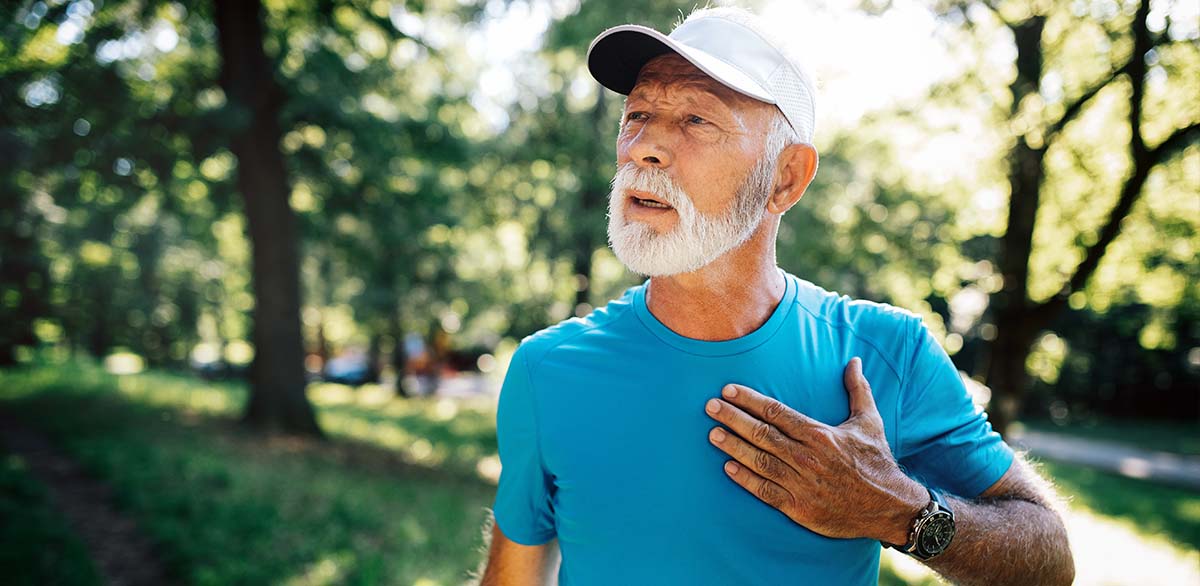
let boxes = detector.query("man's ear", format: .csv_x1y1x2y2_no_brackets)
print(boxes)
766,143,818,215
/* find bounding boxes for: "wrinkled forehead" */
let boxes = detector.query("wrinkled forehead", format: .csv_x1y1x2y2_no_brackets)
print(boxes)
634,54,718,88
628,53,756,109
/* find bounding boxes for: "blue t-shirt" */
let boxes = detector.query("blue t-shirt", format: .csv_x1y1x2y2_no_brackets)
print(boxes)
493,269,1013,584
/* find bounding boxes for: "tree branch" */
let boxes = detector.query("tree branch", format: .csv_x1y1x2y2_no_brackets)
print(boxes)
1127,0,1152,159
1036,121,1200,321
1043,65,1124,145
1030,0,1172,325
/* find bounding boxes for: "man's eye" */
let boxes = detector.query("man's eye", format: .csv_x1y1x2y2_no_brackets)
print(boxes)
626,112,648,122
687,115,708,124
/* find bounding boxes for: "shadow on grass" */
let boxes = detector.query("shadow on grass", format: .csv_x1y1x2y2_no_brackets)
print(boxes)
0,449,102,586
316,399,497,476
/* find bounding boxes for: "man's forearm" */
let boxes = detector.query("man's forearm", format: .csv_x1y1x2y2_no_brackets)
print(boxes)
919,490,1074,586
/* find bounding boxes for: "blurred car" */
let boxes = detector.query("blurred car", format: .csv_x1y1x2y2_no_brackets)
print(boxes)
323,351,372,386
190,357,247,381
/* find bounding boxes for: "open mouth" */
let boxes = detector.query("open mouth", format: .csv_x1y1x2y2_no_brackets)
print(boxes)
628,190,674,210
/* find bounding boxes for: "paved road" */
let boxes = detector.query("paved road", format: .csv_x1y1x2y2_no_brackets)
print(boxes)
1009,429,1200,491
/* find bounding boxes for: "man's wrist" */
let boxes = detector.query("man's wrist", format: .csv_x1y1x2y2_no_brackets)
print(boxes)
878,476,929,545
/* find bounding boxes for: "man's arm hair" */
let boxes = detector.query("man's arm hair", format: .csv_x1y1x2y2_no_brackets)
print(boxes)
471,509,560,586
919,452,1075,586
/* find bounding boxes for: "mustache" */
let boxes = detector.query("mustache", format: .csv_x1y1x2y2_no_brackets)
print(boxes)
610,163,688,209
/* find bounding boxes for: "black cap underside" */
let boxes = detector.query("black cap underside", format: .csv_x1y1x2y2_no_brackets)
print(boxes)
587,30,677,95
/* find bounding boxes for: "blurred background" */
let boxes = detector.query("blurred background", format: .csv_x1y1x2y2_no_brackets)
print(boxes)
0,0,1197,584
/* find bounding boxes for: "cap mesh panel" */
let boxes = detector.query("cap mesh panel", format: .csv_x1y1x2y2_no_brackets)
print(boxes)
766,65,815,143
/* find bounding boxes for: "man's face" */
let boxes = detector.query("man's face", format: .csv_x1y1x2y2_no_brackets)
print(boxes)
607,53,778,277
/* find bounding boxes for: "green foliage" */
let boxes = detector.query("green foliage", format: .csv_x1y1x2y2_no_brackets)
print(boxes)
2,0,492,371
1,0,1196,428
1026,298,1200,421
2,0,241,365
459,0,702,336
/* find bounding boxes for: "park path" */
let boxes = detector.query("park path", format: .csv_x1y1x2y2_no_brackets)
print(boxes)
1010,429,1200,491
0,412,180,586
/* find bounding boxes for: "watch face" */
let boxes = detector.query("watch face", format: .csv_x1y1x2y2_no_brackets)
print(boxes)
918,512,956,556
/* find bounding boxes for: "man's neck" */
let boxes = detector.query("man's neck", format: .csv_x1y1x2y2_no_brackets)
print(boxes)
644,227,786,342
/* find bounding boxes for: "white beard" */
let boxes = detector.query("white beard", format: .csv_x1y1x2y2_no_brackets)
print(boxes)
606,159,774,277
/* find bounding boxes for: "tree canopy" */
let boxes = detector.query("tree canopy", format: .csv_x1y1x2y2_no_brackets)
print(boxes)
2,0,1196,434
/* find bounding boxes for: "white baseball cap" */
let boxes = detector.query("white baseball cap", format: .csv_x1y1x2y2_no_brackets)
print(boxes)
586,12,817,144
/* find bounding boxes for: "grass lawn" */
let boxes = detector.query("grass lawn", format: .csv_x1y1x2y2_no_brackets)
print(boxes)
1,359,1197,585
0,361,496,586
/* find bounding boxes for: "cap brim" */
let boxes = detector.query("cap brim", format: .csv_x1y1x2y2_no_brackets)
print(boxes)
586,24,775,104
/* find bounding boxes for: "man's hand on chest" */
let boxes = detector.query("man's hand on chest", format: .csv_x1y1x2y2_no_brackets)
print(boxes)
703,357,928,544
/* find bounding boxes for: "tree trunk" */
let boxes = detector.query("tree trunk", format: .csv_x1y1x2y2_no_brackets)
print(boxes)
213,0,322,437
0,208,45,365
985,15,1046,438
0,130,43,365
314,250,333,365
87,284,112,360
134,228,171,366
982,0,1196,437
315,318,329,365
572,251,592,312
985,315,1036,437
366,331,382,384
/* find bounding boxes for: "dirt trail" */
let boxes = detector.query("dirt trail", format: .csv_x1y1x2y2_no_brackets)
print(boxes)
0,412,180,586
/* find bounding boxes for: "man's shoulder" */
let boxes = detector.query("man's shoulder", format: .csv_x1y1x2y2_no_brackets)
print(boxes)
787,273,925,378
789,273,921,334
514,285,641,368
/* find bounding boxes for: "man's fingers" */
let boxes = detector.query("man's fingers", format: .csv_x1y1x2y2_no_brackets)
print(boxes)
706,397,794,450
716,383,823,439
842,357,878,418
721,459,796,513
708,425,800,486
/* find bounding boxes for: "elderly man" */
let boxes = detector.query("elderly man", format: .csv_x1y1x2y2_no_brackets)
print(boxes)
479,7,1073,586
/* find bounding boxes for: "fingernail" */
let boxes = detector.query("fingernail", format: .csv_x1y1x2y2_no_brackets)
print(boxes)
725,461,740,475
723,385,738,398
706,398,722,414
710,428,726,443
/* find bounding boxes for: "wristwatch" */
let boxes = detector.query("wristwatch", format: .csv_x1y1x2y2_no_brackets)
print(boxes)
883,485,956,561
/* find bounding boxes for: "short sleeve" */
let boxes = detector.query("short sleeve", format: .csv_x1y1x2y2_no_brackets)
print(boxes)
492,344,557,545
896,318,1014,499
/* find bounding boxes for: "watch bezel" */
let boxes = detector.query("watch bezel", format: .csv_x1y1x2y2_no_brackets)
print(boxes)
884,486,957,561
913,509,955,559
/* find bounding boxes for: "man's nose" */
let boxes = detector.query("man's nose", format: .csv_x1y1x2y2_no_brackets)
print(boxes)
624,122,672,169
